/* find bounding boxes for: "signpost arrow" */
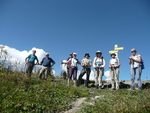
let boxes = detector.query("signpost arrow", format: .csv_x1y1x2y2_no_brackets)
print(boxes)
115,47,124,50
109,50,118,53
109,44,124,58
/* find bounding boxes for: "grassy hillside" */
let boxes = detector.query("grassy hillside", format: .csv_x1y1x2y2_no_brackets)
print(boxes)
0,73,89,113
79,89,150,113
0,72,150,113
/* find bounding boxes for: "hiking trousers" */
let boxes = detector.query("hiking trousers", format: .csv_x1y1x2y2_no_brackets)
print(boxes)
26,62,34,77
38,66,50,80
69,67,78,80
94,67,104,86
110,67,120,89
130,66,142,89
78,68,91,87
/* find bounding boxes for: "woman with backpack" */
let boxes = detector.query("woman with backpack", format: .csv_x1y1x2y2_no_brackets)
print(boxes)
61,53,81,87
93,51,105,89
78,53,92,88
129,49,143,90
109,53,120,90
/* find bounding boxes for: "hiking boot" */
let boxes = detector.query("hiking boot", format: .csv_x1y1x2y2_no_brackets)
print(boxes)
96,85,99,89
128,88,135,90
116,87,120,90
128,86,135,90
101,85,104,89
110,88,115,90
136,87,142,90
99,85,104,89
74,83,77,87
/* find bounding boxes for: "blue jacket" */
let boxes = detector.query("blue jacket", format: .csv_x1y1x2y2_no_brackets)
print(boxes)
40,57,55,67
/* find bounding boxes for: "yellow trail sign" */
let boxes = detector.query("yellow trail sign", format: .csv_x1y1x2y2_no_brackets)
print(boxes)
115,47,124,50
109,50,118,53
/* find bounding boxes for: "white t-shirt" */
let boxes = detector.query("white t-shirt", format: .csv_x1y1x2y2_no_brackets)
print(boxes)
130,54,141,68
71,58,77,67
93,57,105,67
82,58,92,68
109,58,119,66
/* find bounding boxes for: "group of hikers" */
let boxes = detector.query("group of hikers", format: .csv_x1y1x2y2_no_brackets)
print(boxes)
25,48,144,90
25,50,55,80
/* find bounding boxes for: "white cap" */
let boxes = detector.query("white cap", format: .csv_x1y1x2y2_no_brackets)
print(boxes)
73,53,77,55
96,50,102,54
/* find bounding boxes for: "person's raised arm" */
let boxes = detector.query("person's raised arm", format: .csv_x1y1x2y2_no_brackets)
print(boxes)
93,57,96,68
61,58,71,64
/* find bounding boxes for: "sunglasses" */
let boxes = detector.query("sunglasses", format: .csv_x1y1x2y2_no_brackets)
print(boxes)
131,51,136,53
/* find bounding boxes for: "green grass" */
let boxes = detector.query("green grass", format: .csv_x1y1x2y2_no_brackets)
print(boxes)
0,72,150,113
0,73,89,113
79,89,150,113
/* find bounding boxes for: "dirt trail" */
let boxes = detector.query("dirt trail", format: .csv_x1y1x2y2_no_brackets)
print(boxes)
63,94,105,113
64,97,86,113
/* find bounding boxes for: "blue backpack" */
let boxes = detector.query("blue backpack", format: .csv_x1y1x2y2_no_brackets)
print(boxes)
138,54,144,70
140,59,145,70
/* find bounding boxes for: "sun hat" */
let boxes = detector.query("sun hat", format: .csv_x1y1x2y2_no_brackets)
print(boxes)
96,50,102,54
84,53,90,57
131,48,137,52
110,53,116,57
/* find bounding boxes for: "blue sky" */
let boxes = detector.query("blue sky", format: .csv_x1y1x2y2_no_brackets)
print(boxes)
0,0,150,80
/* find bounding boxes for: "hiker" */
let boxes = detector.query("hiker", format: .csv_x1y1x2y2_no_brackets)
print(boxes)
61,53,81,86
78,53,92,88
93,51,105,89
129,49,143,90
66,53,73,78
38,53,55,80
109,53,120,90
25,50,39,77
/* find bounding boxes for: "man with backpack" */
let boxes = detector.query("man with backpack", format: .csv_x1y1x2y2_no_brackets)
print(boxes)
109,53,120,90
129,49,143,90
25,50,39,77
61,53,81,86
93,51,105,89
78,53,92,88
38,53,55,80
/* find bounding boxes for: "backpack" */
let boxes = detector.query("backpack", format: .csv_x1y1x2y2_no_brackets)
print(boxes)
140,58,145,70
137,54,145,70
95,57,103,66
